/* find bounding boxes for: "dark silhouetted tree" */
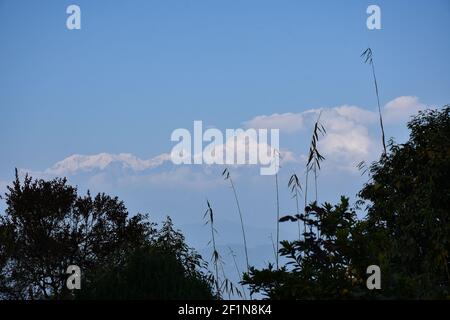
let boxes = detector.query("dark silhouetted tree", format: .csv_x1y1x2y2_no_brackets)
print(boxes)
243,106,450,299
77,217,214,300
0,173,213,300
243,198,370,299
358,106,450,298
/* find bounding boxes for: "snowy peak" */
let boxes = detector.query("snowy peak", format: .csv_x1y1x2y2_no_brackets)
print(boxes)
46,153,171,175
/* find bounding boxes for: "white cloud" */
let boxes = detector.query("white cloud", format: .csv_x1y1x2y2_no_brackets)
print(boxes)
316,109,377,172
243,106,378,134
15,152,225,191
43,152,171,176
118,167,224,191
12,96,427,188
383,96,424,123
243,112,307,133
243,105,378,166
321,131,372,159
279,150,297,164
172,128,295,175
243,96,425,137
334,105,377,124
15,153,173,185
242,96,427,171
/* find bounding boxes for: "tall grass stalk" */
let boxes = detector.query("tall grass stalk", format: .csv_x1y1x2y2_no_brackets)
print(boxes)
362,47,387,155
275,172,280,270
304,167,310,231
307,111,326,200
269,234,277,262
228,247,247,300
222,168,250,276
205,200,243,300
306,112,326,237
204,200,220,299
288,173,302,240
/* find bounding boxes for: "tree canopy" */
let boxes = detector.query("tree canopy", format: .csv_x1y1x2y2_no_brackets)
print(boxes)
243,106,450,299
0,173,213,299
359,106,450,298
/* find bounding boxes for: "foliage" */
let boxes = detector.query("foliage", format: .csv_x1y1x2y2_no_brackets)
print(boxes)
243,106,450,299
0,173,213,300
77,217,213,300
243,197,371,299
358,106,450,298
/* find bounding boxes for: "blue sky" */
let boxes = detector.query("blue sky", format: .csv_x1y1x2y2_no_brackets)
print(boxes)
1,0,449,290
1,0,449,170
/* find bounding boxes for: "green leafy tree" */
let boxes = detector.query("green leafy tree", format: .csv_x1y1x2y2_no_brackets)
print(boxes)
243,198,370,299
243,106,450,299
77,217,214,300
0,172,214,300
359,106,450,298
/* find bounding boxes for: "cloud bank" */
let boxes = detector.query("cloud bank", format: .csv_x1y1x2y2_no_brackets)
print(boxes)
243,96,426,170
45,153,172,175
12,96,428,188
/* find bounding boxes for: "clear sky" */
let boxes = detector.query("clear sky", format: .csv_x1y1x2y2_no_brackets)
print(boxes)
1,0,449,287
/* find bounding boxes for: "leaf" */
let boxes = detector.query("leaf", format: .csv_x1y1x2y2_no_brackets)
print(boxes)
279,215,298,222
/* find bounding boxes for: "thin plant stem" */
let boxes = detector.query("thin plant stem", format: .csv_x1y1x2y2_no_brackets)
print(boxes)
275,173,280,270
229,177,249,275
288,173,302,240
314,165,318,202
371,60,387,155
304,169,310,233
362,47,387,155
270,234,277,262
228,247,247,300
222,168,252,300
295,188,301,240
205,200,220,299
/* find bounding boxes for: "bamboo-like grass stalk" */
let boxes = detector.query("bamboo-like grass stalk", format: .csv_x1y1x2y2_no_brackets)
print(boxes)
204,200,221,299
222,168,250,276
275,172,280,270
228,247,247,300
269,233,277,262
304,166,310,231
288,173,302,240
305,111,326,237
307,111,326,198
205,200,243,300
362,47,387,155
